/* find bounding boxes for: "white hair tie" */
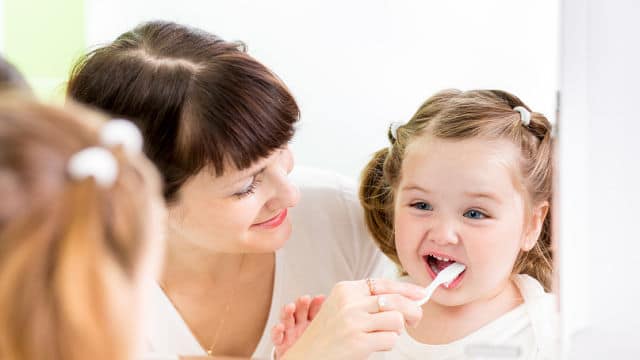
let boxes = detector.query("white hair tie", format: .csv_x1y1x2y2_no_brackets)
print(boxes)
66,119,142,188
513,106,531,126
67,147,118,187
389,121,406,140
100,118,143,155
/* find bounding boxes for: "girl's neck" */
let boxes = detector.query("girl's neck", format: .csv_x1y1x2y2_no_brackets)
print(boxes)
160,231,274,295
409,277,523,345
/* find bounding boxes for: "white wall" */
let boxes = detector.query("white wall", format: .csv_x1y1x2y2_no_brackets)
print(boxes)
557,0,591,348
560,0,640,358
85,0,558,181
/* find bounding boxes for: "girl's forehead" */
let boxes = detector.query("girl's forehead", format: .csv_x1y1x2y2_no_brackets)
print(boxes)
405,135,519,164
400,135,522,192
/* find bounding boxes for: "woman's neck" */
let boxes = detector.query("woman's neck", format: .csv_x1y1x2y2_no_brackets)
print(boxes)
160,231,273,295
408,278,523,345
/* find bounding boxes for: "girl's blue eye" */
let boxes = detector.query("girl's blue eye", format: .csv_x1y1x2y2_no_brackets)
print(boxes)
411,202,433,211
464,209,487,219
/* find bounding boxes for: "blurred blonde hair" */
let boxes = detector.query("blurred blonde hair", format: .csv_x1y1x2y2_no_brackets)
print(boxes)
360,89,554,291
0,93,163,360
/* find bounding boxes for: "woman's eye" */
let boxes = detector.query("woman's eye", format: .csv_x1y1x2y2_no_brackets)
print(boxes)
464,209,487,219
411,202,433,211
234,177,261,199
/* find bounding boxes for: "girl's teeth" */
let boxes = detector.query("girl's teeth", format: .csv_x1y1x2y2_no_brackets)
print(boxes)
433,255,452,262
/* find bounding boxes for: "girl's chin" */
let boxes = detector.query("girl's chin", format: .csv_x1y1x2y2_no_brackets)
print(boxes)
429,294,469,307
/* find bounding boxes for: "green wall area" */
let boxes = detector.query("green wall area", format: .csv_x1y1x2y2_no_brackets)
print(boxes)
3,0,85,99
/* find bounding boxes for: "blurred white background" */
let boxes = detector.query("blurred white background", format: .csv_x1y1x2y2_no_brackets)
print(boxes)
85,0,559,181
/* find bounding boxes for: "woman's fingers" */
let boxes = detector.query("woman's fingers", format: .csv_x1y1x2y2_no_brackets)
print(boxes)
363,331,400,352
364,310,405,333
361,278,425,301
280,281,422,360
363,294,423,328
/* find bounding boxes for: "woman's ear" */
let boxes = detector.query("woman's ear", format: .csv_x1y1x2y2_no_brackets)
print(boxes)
521,201,549,251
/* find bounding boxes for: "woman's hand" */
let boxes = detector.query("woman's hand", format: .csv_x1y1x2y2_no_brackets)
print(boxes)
281,278,425,360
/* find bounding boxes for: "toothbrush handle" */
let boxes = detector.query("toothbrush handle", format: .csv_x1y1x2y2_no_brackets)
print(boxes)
416,281,439,306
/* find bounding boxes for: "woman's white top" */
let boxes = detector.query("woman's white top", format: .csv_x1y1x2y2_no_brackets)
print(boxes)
142,167,388,360
372,274,559,360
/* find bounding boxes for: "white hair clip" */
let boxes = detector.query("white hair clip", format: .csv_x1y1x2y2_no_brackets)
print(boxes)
513,106,531,127
99,119,143,155
389,121,406,140
66,119,142,188
67,147,119,187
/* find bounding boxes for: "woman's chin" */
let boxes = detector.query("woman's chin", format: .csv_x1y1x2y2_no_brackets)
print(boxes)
246,220,292,252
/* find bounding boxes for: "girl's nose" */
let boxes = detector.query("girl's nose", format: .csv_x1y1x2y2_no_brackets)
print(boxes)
428,216,460,246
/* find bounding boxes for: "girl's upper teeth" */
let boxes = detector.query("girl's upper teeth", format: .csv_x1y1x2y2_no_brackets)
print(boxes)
434,255,452,262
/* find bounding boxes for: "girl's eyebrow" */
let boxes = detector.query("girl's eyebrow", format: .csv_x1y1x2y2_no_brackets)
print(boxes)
400,184,432,193
464,191,502,204
400,185,502,204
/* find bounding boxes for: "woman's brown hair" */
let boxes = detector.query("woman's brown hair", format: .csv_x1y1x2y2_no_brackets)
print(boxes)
67,21,299,202
360,89,554,290
0,93,162,360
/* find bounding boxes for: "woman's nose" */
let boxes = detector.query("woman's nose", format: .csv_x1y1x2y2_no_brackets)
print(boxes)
282,146,294,175
266,148,299,210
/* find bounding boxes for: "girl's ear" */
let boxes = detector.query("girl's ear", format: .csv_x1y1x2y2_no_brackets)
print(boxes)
522,201,549,251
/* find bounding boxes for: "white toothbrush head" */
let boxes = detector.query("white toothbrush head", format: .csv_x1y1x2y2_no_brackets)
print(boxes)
416,262,466,306
436,262,466,285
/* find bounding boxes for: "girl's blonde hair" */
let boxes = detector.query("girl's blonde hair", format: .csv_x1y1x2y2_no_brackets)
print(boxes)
360,89,554,291
0,93,163,360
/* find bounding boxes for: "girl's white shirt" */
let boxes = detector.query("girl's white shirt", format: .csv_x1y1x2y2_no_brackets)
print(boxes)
372,274,559,360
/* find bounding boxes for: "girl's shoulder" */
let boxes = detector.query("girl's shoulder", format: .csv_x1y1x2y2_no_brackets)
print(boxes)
514,274,560,358
513,274,555,303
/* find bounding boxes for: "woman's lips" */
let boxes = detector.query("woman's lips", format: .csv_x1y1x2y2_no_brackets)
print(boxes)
252,209,288,229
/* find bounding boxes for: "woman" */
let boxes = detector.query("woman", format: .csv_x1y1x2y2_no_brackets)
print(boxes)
0,93,165,360
67,21,424,359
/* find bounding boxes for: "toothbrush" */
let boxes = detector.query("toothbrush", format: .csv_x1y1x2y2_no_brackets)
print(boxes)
416,262,466,306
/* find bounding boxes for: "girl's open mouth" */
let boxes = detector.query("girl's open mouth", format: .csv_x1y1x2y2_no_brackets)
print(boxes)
424,253,467,289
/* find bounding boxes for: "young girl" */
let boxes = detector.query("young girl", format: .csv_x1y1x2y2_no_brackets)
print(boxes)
273,89,558,359
0,93,165,360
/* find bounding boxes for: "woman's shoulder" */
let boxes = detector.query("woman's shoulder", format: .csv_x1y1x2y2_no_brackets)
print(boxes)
288,166,362,225
284,166,385,280
290,166,358,200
